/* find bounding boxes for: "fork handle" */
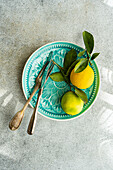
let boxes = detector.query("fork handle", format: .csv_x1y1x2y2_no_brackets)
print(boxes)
27,88,42,135
22,83,40,112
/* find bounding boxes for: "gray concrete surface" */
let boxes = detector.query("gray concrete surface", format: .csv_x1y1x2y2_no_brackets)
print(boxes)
0,0,113,169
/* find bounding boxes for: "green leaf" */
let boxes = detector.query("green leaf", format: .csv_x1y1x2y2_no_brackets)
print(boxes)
91,53,100,60
83,31,94,54
74,58,88,73
52,60,70,84
78,50,85,57
63,49,77,72
50,72,65,82
66,59,80,76
75,87,88,103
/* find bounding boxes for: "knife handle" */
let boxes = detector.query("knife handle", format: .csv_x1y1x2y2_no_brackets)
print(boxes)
27,89,42,135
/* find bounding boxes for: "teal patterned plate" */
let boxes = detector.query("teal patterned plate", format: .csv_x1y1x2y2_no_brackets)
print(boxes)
22,42,100,120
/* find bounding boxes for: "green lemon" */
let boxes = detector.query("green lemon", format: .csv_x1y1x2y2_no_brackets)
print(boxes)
61,91,84,115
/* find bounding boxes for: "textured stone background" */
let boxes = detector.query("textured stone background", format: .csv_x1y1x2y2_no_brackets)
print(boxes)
0,0,113,170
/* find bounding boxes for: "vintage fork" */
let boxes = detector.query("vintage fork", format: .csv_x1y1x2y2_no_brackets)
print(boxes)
27,62,54,135
9,61,50,131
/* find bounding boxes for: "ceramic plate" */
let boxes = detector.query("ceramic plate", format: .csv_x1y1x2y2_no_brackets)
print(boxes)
22,42,100,120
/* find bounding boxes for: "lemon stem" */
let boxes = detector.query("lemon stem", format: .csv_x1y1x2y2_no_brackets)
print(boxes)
86,50,89,60
89,60,92,66
86,50,92,66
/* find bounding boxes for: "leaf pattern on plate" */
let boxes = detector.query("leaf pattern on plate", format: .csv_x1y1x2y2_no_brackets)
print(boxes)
22,42,99,119
27,48,70,112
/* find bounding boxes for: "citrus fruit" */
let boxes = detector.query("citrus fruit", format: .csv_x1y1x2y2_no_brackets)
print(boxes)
61,91,84,115
70,65,94,89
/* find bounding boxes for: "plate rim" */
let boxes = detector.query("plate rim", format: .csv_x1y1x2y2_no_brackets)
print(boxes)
22,41,100,121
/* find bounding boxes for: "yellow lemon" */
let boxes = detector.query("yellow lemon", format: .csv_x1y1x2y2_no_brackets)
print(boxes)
70,65,94,89
61,91,84,115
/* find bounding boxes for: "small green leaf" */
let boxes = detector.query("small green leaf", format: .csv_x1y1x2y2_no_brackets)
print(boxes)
50,72,65,82
60,69,70,84
74,58,88,73
52,60,70,84
83,31,94,54
75,87,88,103
66,59,80,76
78,50,85,57
63,49,77,72
91,53,100,60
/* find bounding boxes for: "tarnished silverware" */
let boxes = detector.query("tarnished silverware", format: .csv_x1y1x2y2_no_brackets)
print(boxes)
27,62,54,135
9,61,49,131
